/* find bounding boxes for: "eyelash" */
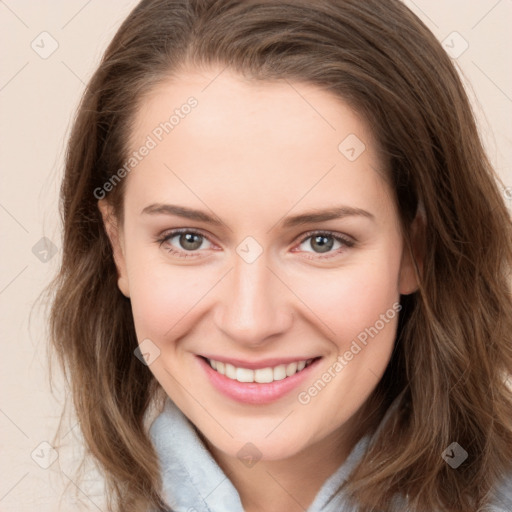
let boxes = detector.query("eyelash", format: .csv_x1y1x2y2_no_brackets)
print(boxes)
155,228,355,260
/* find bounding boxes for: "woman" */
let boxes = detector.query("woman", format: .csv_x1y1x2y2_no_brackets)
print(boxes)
49,0,512,510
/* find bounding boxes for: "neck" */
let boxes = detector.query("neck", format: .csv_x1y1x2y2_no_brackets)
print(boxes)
201,397,384,512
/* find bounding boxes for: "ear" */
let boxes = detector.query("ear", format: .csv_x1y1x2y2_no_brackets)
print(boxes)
398,208,425,295
97,199,130,298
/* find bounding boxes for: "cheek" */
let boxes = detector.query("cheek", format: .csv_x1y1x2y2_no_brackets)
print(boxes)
294,260,402,427
289,255,402,348
126,252,220,342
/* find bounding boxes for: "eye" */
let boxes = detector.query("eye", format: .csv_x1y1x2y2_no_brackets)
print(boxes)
155,228,355,260
156,228,214,258
295,231,354,258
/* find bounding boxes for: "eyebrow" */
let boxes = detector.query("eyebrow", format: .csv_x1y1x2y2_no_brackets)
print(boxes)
140,203,374,228
141,203,223,225
280,206,374,228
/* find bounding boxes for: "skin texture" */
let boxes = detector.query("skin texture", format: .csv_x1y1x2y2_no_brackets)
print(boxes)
100,67,420,512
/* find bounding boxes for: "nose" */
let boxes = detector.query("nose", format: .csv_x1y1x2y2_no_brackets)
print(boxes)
213,251,293,347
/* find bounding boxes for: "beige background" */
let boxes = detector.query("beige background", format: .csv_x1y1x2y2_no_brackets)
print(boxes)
1,1,511,510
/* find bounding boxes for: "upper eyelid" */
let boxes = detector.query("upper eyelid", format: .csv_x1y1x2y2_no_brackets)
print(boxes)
159,227,216,244
297,230,353,243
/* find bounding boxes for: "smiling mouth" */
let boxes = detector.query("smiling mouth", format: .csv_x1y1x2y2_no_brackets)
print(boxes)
201,356,320,384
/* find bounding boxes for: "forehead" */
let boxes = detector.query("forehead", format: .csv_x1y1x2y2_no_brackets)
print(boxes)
130,67,377,159
124,67,393,220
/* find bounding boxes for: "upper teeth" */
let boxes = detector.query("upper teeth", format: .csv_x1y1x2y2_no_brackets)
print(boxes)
208,358,313,383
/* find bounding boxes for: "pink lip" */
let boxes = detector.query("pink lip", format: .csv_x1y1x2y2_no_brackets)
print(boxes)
197,356,321,405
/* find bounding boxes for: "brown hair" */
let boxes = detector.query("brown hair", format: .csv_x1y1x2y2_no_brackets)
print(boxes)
49,0,512,510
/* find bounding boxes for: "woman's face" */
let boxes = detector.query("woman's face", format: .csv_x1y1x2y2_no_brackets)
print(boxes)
101,67,418,462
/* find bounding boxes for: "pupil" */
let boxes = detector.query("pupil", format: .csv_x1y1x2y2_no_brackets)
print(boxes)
180,233,202,250
312,235,333,253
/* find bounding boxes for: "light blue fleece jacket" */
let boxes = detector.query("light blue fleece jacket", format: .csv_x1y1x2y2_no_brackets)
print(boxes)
149,398,512,512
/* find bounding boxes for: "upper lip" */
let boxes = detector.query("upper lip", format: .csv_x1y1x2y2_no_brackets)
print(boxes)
199,355,321,370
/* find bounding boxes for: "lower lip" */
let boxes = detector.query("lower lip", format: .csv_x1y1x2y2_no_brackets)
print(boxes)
197,356,321,405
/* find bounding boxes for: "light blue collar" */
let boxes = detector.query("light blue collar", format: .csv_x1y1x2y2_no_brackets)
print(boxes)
149,398,369,512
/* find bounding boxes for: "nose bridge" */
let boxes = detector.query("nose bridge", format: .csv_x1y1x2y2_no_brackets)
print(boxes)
214,250,290,345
